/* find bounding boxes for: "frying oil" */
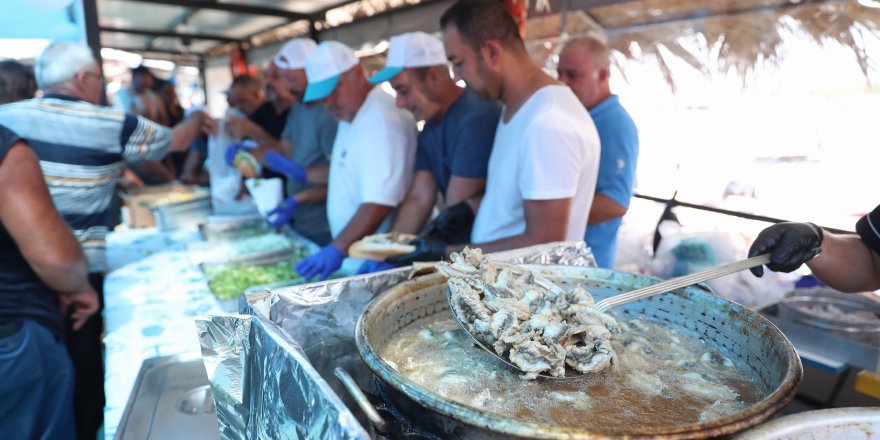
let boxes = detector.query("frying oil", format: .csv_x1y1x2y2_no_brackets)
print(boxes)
380,314,762,431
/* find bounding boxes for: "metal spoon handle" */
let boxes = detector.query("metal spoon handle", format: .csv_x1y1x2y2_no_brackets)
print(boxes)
595,254,771,312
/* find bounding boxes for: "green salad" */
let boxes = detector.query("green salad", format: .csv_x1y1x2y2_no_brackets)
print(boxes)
204,262,304,300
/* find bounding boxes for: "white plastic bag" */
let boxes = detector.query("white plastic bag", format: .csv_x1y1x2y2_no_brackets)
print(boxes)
648,222,792,310
207,120,257,215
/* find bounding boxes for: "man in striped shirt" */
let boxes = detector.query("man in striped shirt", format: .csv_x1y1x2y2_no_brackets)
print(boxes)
748,207,880,292
0,41,213,440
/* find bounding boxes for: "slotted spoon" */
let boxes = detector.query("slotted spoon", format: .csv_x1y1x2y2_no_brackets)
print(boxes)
446,254,771,379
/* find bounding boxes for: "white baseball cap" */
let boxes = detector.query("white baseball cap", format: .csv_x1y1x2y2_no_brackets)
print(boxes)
368,32,447,84
273,38,318,70
303,41,358,103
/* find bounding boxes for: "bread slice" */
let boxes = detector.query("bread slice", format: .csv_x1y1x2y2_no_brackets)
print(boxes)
348,232,418,260
234,150,261,179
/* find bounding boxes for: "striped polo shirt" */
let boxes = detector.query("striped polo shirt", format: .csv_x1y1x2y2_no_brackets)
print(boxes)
857,204,880,256
0,95,172,273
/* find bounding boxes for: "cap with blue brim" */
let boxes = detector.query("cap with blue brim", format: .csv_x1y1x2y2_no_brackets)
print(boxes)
367,32,447,85
304,74,341,103
367,66,404,84
303,41,358,103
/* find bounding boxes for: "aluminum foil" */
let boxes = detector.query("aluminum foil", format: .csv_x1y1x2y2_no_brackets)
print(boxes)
196,314,370,440
484,240,597,266
202,241,594,437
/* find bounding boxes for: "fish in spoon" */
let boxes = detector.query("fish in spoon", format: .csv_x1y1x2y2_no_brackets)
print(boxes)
436,248,619,380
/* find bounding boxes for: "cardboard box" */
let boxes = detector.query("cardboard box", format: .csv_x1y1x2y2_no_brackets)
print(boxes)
119,184,198,228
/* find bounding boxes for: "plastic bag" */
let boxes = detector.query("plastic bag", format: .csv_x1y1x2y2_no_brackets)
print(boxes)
207,120,257,215
648,221,792,310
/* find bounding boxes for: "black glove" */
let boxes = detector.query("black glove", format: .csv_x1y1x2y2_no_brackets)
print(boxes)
748,222,824,277
386,238,448,266
425,201,475,243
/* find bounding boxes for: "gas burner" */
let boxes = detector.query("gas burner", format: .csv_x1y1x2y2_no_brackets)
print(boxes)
369,379,443,440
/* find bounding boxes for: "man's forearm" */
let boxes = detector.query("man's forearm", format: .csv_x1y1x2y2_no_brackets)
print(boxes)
465,194,483,213
332,203,394,253
28,248,91,296
305,164,330,184
254,138,285,161
170,114,204,152
179,150,207,184
588,193,628,225
391,174,437,234
447,232,559,257
246,127,285,162
391,197,435,235
246,124,278,149
808,233,880,292
293,185,327,204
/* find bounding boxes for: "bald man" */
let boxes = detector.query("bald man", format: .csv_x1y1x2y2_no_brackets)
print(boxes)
558,35,639,268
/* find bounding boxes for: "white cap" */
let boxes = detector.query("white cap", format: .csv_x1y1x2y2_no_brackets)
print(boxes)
273,38,318,70
368,32,447,84
303,41,358,103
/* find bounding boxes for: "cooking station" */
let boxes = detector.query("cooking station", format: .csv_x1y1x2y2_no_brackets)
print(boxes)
103,225,880,439
194,241,868,439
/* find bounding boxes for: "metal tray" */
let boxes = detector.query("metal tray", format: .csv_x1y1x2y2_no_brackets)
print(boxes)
734,407,880,439
760,303,880,372
115,353,219,440
198,217,270,242
200,252,306,308
778,288,880,336
152,196,212,231
187,237,299,266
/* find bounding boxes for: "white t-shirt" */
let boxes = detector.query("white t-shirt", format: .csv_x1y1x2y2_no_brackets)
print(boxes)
327,87,417,237
470,85,600,243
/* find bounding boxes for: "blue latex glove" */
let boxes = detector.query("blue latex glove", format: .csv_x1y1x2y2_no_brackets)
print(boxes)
224,140,258,167
264,151,307,183
266,197,298,228
357,260,395,275
296,244,345,282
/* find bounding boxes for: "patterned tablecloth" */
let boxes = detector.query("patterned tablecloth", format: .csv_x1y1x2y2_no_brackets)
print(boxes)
103,228,222,439
105,227,202,273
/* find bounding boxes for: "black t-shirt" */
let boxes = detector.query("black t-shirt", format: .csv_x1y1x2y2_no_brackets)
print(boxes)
0,125,65,338
249,102,288,140
856,204,880,256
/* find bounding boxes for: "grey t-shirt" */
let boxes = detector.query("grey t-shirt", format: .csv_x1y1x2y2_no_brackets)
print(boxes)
281,101,338,245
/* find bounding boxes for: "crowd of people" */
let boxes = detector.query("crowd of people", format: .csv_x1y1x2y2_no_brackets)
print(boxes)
216,1,641,279
0,2,639,436
0,3,640,437
17,0,874,437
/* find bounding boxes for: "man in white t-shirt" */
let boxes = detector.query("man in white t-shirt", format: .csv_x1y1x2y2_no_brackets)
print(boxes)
293,41,417,280
393,0,600,264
